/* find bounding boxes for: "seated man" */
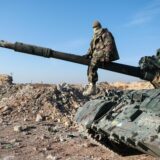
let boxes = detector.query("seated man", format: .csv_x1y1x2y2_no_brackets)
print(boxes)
83,20,119,96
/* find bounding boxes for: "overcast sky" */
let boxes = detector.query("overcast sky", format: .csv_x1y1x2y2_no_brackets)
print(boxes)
0,0,160,84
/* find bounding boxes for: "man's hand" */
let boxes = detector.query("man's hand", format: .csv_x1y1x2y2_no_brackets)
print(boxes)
105,56,110,62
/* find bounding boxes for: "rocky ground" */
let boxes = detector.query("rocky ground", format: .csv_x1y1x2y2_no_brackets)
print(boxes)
0,75,158,160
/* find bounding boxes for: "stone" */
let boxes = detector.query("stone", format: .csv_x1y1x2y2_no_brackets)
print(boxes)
48,126,58,133
9,139,17,143
33,147,37,151
14,125,22,132
23,117,28,121
46,155,58,160
1,155,15,160
0,118,3,124
40,135,48,140
59,136,66,142
2,106,11,112
64,121,71,128
35,114,43,122
22,131,30,135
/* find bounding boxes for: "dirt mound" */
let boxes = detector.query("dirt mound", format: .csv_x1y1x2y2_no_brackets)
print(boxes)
0,83,89,125
0,80,153,125
110,81,154,90
0,74,12,85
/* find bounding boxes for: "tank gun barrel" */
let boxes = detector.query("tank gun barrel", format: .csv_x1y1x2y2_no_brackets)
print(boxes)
0,40,145,80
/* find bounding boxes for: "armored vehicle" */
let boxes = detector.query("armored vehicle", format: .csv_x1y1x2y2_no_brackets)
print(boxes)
75,89,160,157
0,40,160,157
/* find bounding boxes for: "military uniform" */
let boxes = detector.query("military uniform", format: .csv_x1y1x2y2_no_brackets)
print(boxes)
83,21,119,96
87,28,119,84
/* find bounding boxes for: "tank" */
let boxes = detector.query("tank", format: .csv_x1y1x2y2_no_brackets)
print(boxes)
0,40,160,157
75,89,160,157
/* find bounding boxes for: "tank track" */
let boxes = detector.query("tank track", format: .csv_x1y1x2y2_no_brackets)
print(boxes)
81,127,141,156
85,128,120,154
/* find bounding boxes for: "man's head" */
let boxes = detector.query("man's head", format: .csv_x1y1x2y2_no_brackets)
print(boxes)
92,20,102,34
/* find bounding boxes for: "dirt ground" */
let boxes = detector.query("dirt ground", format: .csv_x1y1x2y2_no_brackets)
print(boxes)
0,75,158,160
0,120,157,160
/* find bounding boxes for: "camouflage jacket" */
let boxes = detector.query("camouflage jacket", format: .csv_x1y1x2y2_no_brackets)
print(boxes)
87,28,119,61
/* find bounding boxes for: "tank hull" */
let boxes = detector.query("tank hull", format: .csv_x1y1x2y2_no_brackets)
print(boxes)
75,89,160,157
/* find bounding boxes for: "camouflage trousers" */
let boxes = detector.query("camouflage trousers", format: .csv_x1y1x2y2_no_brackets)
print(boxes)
87,52,107,84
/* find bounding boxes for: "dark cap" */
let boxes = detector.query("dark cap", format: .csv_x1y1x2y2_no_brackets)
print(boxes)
92,20,102,28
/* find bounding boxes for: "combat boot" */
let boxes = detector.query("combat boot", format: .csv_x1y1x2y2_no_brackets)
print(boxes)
83,83,96,96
